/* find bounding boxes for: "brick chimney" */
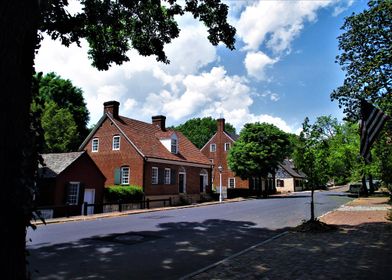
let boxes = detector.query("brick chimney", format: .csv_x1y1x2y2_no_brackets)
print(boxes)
103,101,119,118
217,118,225,132
152,115,166,131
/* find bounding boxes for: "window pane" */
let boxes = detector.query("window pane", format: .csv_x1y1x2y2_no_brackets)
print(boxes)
164,169,171,184
113,136,120,150
67,183,80,205
152,167,158,184
121,167,130,185
92,139,99,152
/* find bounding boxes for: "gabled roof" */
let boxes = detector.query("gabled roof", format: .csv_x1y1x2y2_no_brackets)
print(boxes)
81,113,211,167
279,159,306,179
39,151,85,178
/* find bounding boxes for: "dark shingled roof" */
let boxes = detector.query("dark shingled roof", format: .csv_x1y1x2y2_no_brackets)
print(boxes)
39,151,85,178
279,159,306,179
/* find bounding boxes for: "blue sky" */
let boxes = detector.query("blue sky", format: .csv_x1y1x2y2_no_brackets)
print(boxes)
35,0,369,134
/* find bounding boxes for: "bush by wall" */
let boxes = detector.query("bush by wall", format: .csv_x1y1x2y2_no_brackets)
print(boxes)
104,185,144,202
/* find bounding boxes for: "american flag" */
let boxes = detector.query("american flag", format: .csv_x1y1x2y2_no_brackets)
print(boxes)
360,100,389,161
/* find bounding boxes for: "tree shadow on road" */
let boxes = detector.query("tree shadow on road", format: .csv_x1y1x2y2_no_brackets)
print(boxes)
27,219,291,280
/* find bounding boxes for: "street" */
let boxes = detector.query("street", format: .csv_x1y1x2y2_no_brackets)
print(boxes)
27,189,353,279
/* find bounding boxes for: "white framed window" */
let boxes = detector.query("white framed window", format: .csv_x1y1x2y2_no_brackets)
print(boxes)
67,182,80,205
171,139,178,154
228,178,235,189
209,159,214,164
164,168,171,184
121,166,130,185
224,143,231,151
152,167,158,184
210,143,216,152
113,135,120,150
92,138,99,152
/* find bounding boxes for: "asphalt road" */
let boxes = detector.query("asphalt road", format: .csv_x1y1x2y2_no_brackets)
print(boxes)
27,188,353,279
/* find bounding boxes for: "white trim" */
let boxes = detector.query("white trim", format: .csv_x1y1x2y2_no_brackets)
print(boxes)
223,131,237,142
92,138,99,152
146,157,211,168
67,182,80,205
210,143,216,152
121,166,130,185
228,177,235,189
224,142,231,151
112,135,120,150
78,114,107,151
152,167,158,184
164,168,171,184
200,132,217,151
106,114,146,158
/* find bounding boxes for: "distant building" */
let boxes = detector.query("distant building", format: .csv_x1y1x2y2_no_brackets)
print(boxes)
275,159,306,192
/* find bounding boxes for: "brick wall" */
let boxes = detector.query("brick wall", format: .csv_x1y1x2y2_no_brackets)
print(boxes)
201,120,249,190
85,119,145,187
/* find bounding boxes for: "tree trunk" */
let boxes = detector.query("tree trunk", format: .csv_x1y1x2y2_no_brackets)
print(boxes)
310,186,315,221
362,175,369,197
0,1,39,279
368,174,374,194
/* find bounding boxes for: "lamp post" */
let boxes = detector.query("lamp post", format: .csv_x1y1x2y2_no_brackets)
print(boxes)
218,165,223,202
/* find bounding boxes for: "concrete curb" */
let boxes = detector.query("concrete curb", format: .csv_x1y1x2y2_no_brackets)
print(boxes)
178,231,289,280
33,197,248,226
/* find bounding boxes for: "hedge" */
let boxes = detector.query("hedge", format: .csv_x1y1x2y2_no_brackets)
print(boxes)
105,185,144,202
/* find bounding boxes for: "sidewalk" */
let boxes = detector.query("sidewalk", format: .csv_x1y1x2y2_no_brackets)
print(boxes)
185,196,392,280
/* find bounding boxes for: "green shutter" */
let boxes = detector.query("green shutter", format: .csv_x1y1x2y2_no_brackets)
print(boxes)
114,168,121,185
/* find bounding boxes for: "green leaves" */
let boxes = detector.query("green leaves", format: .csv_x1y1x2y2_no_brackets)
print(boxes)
172,117,236,149
228,122,291,179
39,0,236,70
331,0,392,121
32,72,90,152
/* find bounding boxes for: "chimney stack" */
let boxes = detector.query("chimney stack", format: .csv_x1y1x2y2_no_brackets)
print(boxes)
103,101,120,118
217,118,225,132
152,115,166,131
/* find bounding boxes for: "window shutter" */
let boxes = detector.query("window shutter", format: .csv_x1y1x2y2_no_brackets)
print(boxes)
171,170,176,184
114,168,121,185
158,168,164,185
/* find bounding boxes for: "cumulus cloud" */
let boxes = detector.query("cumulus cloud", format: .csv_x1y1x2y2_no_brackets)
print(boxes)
244,51,278,80
236,0,336,53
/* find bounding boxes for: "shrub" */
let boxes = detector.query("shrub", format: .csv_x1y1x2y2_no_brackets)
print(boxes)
105,185,144,202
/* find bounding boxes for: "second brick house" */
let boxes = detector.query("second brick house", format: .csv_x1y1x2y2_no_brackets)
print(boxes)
79,101,212,204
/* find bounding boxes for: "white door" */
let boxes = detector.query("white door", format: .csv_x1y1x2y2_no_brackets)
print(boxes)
83,189,95,215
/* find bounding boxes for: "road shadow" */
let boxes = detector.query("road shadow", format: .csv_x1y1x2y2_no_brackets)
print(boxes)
192,222,392,280
27,219,291,280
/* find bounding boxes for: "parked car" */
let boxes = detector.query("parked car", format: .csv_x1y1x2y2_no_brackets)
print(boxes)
349,182,362,193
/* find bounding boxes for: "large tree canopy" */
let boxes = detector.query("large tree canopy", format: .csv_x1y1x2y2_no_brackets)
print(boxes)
40,0,236,70
0,1,236,278
331,0,392,120
173,117,236,149
33,72,90,152
227,122,291,180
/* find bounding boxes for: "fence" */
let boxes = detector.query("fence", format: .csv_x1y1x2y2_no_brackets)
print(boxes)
36,198,172,219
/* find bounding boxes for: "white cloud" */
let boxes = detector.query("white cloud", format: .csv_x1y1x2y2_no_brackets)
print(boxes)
244,51,278,80
235,0,336,53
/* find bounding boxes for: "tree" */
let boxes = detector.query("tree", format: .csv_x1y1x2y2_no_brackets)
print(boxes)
331,0,392,120
293,118,330,221
0,1,236,278
227,122,291,197
33,72,90,152
173,117,236,149
41,101,79,152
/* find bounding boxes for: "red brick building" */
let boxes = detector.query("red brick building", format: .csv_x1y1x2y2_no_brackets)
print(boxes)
37,151,106,218
201,118,251,196
79,101,212,203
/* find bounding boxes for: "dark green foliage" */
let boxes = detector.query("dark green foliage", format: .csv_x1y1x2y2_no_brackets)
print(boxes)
32,72,90,152
331,0,392,120
173,117,236,149
39,0,236,70
105,185,144,202
228,122,291,179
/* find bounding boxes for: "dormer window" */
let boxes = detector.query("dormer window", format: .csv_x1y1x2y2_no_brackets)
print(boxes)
113,135,120,150
171,138,178,154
